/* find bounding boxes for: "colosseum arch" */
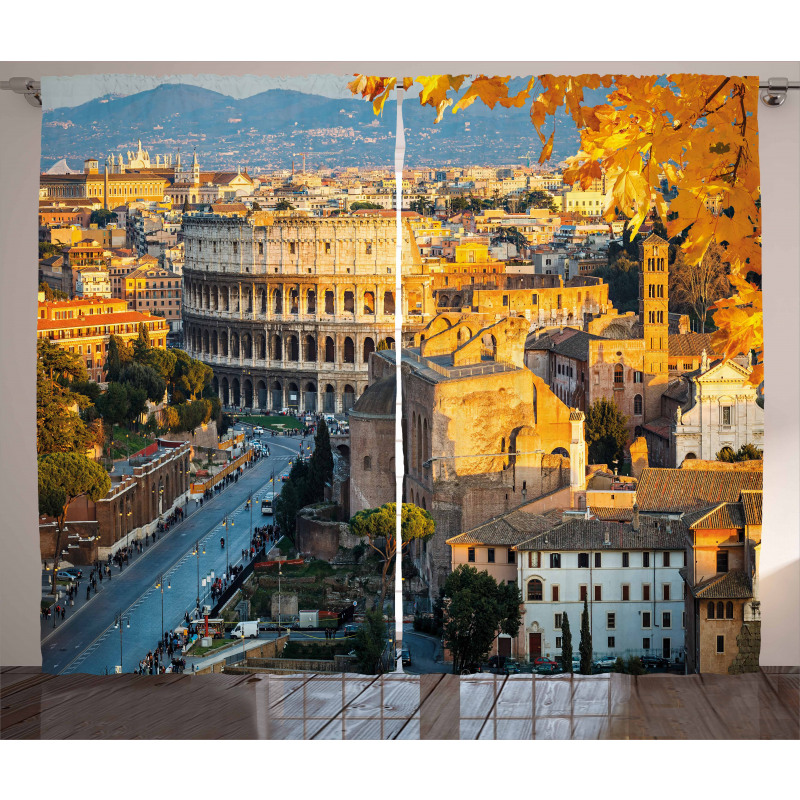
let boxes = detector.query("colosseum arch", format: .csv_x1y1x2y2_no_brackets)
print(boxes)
230,332,240,358
257,333,266,360
212,375,219,397
243,378,253,409
343,384,355,412
289,288,299,315
272,288,282,314
304,335,316,362
231,377,241,407
324,289,335,314
304,381,317,412
211,285,218,310
363,337,375,363
255,379,267,409
211,330,218,355
220,330,228,356
270,380,283,410
202,284,210,309
259,288,267,314
287,335,299,362
221,286,230,311
384,291,395,315
325,336,335,363
202,329,209,354
271,334,282,361
343,290,355,313
344,337,355,363
363,291,375,315
220,376,229,405
242,332,252,359
481,333,498,359
551,446,570,458
324,384,335,412
287,382,300,409
306,289,316,314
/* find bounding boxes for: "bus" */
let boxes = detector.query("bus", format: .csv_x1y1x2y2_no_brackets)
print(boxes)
261,492,275,516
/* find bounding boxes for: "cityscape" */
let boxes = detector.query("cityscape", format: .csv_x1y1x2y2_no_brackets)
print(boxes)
36,74,764,680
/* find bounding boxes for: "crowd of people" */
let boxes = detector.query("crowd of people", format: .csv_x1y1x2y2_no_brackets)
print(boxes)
135,630,188,675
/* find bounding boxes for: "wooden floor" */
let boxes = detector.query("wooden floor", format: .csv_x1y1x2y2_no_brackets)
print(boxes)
2,667,797,739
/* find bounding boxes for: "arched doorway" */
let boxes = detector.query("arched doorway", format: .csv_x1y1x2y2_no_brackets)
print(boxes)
343,384,355,413
324,384,335,413
220,376,229,406
232,377,241,407
270,380,282,411
304,381,317,412
287,382,299,410
552,447,569,458
256,379,267,409
363,337,375,363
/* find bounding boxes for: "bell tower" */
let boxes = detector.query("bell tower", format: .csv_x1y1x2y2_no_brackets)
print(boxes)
639,232,670,421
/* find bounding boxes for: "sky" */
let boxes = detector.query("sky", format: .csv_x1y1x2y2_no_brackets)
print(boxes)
42,73,356,111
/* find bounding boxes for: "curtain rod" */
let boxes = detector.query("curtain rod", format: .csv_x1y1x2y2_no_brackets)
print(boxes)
2,76,799,109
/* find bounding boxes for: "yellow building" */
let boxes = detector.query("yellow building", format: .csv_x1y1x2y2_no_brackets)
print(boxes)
37,297,169,382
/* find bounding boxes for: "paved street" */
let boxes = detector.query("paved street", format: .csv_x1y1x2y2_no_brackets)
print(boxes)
41,435,309,675
402,625,449,674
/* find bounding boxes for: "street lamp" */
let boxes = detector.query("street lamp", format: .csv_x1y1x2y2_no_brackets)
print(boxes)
114,610,131,673
155,573,170,641
193,540,205,609
277,560,283,633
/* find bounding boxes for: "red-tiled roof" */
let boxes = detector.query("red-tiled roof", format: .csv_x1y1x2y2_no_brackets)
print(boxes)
691,569,752,599
447,510,554,546
636,468,763,514
37,311,168,332
740,490,762,526
668,333,720,357
682,502,746,530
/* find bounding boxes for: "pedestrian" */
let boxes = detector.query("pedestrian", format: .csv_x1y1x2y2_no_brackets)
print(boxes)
61,605,66,620
86,585,91,600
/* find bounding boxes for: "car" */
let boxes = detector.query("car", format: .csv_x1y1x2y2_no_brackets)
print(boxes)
253,426,264,435
640,655,670,670
55,570,77,582
62,567,83,579
280,472,290,481
343,623,360,636
400,649,411,667
531,656,559,669
503,659,522,674
534,662,562,675
593,656,618,671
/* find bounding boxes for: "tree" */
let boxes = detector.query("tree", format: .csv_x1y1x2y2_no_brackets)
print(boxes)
171,349,212,402
579,598,592,675
119,361,166,404
251,200,261,211
670,242,730,333
275,199,295,211
350,74,763,388
38,452,110,594
717,443,763,462
441,564,523,674
38,281,68,301
39,242,62,259
133,322,150,361
143,347,177,387
585,397,629,468
592,255,640,312
89,208,115,228
349,201,383,210
306,418,333,501
273,458,312,544
560,611,573,673
104,335,125,382
182,198,191,213
349,503,435,609
376,339,393,351
352,608,388,674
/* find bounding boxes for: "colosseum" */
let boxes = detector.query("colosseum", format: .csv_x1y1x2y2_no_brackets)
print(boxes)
182,211,429,413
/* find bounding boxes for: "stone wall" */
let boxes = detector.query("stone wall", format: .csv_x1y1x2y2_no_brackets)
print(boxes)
295,507,364,561
728,621,761,674
195,634,288,674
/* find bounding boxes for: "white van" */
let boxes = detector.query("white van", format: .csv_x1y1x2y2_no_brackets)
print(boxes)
231,620,259,639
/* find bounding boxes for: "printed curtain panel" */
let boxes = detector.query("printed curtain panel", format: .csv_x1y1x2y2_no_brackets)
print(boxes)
351,74,763,676
37,72,763,683
37,74,397,676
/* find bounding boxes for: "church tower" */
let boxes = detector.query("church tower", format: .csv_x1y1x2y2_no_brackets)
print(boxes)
639,232,670,422
191,149,200,186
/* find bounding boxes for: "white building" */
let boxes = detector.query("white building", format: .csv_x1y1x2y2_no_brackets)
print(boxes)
515,509,687,664
671,354,765,465
76,267,111,298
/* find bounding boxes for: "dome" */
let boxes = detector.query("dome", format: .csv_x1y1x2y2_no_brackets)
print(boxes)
350,376,396,418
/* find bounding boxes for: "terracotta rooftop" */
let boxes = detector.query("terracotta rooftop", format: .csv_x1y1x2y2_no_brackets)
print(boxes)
636,468,763,514
668,333,720,358
687,568,753,599
447,510,554,546
740,490,762,526
682,502,746,530
38,311,168,332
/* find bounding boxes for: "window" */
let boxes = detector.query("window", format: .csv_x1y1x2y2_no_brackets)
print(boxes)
528,551,541,568
707,602,715,619
643,638,651,650
365,242,372,255
608,637,615,649
467,547,475,563
507,548,515,564
289,242,296,255
550,553,561,568
594,585,602,601
717,601,724,619
662,612,672,628
607,612,616,630
487,548,495,564
594,553,602,568
643,552,651,568
614,364,624,385
579,585,588,601
716,551,729,573
642,611,651,628
551,585,559,602
721,406,732,426
363,456,371,471
527,579,543,601
622,552,630,568
622,584,630,601
682,612,686,629
554,613,563,629
716,635,725,654
663,551,671,567
578,553,589,568
726,602,734,620
634,394,643,415
662,584,671,601
642,584,651,601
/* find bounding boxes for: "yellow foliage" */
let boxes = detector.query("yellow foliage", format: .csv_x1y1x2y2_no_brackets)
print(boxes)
348,73,764,386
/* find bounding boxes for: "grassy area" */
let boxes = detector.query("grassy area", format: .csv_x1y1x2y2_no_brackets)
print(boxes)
281,640,352,660
237,415,302,430
111,427,155,460
188,638,239,658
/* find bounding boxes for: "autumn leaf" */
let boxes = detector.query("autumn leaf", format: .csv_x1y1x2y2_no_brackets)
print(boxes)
538,129,555,163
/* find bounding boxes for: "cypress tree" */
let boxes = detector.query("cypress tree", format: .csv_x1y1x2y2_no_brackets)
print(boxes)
579,598,593,675
308,419,333,501
105,336,122,382
560,611,573,673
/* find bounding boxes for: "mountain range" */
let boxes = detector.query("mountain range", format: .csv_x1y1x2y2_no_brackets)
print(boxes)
41,81,605,172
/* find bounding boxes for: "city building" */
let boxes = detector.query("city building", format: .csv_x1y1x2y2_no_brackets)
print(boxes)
182,211,424,413
75,267,111,299
515,508,687,664
37,296,169,382
120,262,183,332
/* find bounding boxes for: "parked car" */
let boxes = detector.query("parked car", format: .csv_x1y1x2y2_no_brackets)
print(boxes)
280,472,290,482
531,656,558,669
401,649,412,667
55,570,77,583
503,659,522,675
487,655,509,669
62,567,82,579
640,655,670,670
535,662,563,675
253,426,264,435
342,623,360,637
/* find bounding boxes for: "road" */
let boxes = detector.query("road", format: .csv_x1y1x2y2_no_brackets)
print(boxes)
401,625,449,674
42,434,309,675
